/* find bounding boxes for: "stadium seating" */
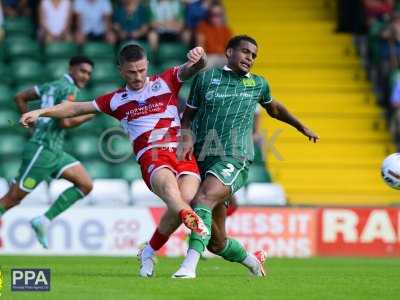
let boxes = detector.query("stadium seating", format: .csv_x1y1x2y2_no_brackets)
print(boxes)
0,63,12,84
45,60,69,81
0,84,14,108
112,162,142,182
11,60,44,83
225,0,399,205
0,134,25,157
83,42,115,60
3,17,34,37
91,61,120,84
89,179,131,206
70,135,100,160
6,37,41,60
84,160,112,179
44,42,78,60
157,42,187,62
0,159,20,182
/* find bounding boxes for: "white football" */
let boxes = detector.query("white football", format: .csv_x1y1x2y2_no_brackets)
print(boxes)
381,153,400,189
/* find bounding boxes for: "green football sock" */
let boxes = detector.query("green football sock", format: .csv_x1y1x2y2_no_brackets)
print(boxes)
0,204,6,217
188,204,212,254
217,238,248,263
45,186,85,221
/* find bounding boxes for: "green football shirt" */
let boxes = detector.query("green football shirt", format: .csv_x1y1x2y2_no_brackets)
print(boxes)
187,66,272,161
30,74,79,151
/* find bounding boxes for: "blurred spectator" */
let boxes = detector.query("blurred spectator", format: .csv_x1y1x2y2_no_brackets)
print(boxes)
196,2,232,68
39,0,72,43
148,0,189,51
364,0,394,24
0,2,4,42
3,0,32,17
380,12,400,65
184,0,210,31
113,0,150,43
74,0,116,44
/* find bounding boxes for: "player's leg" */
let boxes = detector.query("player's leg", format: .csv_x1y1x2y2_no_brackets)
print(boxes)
31,154,93,248
207,203,266,277
150,168,207,235
172,174,229,278
0,142,49,216
139,174,200,277
226,194,238,217
0,183,29,216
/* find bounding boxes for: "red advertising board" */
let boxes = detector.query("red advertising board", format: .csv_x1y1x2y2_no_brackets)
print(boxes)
317,208,400,256
151,207,317,257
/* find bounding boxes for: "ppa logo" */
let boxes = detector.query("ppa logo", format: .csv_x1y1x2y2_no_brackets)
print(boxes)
11,269,50,291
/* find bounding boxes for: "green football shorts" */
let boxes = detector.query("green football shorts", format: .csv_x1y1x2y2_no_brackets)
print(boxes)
15,142,80,192
197,156,249,194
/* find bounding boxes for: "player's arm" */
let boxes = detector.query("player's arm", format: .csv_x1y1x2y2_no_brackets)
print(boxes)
20,101,98,128
14,88,40,114
178,47,207,81
262,99,320,143
177,106,197,160
59,113,95,129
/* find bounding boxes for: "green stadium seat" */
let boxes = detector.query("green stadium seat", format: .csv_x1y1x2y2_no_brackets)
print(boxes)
97,114,120,130
91,62,120,84
147,63,159,76
0,63,12,85
6,37,41,60
157,42,187,62
0,84,14,108
46,60,68,81
83,160,112,178
83,42,115,60
247,164,272,184
159,59,185,72
70,135,100,159
44,42,78,60
0,159,21,182
4,17,34,37
112,162,142,182
69,117,102,135
0,46,5,62
0,134,25,157
11,60,44,83
91,83,121,98
0,110,19,130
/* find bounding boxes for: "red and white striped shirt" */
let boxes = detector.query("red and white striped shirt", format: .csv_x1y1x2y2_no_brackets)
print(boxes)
93,67,183,159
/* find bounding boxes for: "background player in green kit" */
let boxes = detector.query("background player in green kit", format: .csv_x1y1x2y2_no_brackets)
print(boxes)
0,56,95,249
173,35,320,278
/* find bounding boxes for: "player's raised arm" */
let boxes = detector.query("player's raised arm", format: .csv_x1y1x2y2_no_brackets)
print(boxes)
178,47,207,81
14,88,41,115
262,99,320,143
20,101,98,128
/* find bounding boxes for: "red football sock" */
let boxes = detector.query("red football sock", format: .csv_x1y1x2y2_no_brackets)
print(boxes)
226,203,238,217
149,228,170,251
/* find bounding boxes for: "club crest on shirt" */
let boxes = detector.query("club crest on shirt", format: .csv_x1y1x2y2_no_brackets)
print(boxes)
242,77,256,87
151,80,162,92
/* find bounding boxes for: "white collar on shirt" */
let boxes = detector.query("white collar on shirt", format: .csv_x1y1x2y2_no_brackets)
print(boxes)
223,65,251,78
64,74,75,85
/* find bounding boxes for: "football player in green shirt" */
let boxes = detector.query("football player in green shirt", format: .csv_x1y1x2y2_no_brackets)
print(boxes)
0,56,95,249
173,35,319,278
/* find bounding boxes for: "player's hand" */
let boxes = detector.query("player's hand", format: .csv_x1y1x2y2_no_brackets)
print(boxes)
20,111,41,128
186,47,205,67
299,126,319,143
177,131,194,161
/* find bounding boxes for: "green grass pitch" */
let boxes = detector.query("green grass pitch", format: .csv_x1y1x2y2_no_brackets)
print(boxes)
0,256,399,300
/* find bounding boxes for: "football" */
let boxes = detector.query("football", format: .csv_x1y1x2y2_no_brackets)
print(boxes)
381,153,400,189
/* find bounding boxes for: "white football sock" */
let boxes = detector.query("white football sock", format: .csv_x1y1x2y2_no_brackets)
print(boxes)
241,253,259,270
39,215,51,226
181,249,200,272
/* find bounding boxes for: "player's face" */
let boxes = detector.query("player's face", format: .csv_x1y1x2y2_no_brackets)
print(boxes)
70,63,93,89
120,59,148,91
227,41,258,75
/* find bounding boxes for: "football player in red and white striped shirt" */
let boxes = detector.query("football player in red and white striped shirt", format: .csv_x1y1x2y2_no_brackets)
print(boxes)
20,44,208,277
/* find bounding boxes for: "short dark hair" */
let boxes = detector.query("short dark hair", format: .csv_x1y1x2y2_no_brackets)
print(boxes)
225,35,258,51
69,55,94,67
118,44,146,65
